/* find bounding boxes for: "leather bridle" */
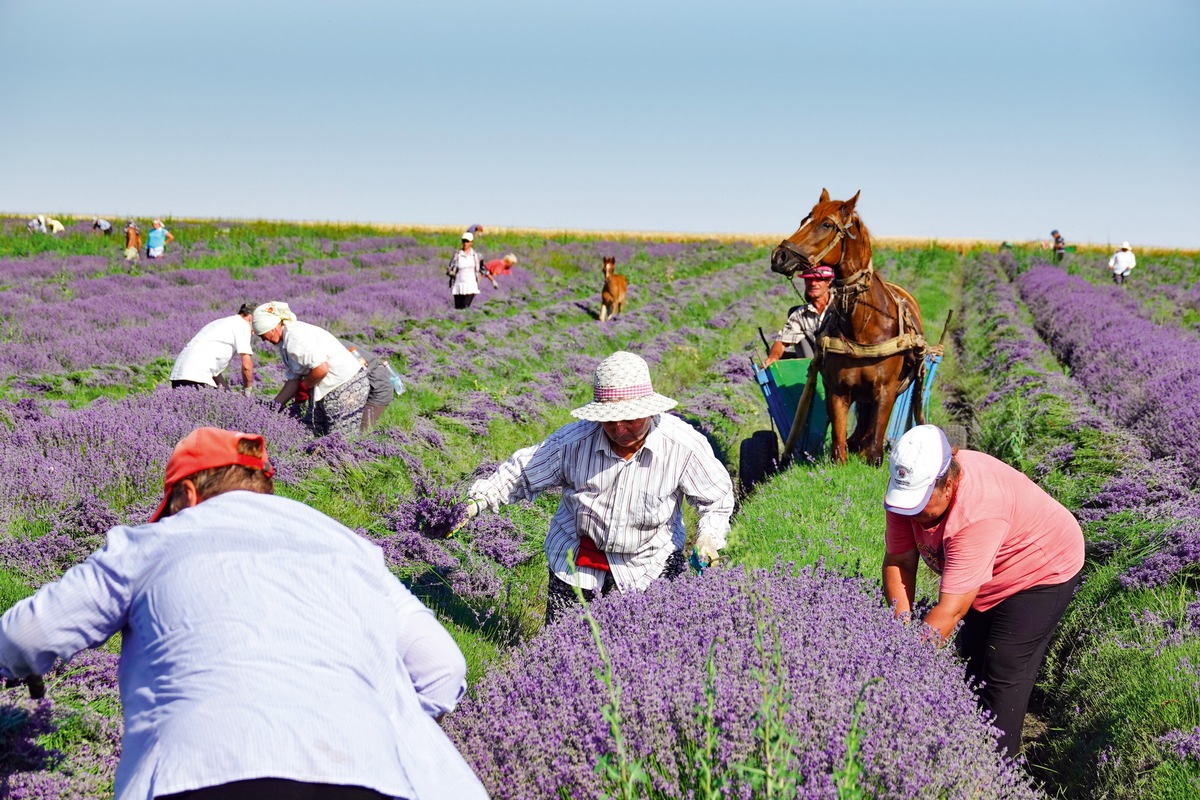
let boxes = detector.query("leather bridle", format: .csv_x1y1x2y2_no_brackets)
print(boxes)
776,212,859,276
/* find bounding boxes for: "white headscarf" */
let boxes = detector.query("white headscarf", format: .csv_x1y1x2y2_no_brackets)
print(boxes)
252,301,298,335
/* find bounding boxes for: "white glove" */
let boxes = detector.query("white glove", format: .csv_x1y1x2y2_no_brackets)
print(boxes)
695,534,722,566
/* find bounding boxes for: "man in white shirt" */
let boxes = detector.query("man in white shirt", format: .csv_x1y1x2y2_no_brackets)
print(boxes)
465,351,735,623
0,427,488,800
763,265,834,365
1108,242,1137,286
169,304,256,393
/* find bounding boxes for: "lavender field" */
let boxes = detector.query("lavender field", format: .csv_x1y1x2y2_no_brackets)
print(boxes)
1,221,1197,798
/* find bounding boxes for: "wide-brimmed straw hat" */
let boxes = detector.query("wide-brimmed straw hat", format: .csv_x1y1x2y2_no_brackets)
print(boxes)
571,351,677,422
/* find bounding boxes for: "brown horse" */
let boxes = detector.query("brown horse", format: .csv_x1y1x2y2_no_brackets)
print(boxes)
770,189,926,464
599,256,627,322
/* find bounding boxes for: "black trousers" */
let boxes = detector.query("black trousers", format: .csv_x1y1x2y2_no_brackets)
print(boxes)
955,570,1081,758
158,778,388,800
452,293,475,309
545,550,686,624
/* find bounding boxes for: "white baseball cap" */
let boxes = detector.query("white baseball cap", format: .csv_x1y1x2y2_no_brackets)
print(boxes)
884,425,953,515
461,232,474,242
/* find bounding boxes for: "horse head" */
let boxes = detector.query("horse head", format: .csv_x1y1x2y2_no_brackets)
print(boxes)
770,189,866,282
602,255,616,278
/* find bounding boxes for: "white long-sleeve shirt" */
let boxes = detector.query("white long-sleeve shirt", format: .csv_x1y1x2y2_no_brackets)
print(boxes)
1108,250,1136,274
0,491,488,800
469,414,735,592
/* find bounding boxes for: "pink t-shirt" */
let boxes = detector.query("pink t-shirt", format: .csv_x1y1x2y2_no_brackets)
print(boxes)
885,450,1084,612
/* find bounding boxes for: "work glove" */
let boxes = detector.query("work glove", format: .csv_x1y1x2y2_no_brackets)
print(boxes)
448,498,482,538
695,534,721,566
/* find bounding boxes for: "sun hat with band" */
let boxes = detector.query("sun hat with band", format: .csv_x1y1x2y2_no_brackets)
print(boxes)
884,424,952,516
571,351,677,423
150,427,274,522
799,265,836,281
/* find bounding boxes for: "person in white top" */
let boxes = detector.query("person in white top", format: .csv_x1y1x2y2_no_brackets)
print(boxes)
169,304,256,393
0,427,488,800
252,302,369,438
1108,242,1136,285
763,265,835,365
465,351,735,624
447,232,487,310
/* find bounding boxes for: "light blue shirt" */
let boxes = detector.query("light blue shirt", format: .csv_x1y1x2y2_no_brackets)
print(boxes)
146,226,168,248
0,491,488,800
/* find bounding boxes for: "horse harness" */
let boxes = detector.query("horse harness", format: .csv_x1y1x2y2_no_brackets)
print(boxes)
819,260,927,360
779,211,927,360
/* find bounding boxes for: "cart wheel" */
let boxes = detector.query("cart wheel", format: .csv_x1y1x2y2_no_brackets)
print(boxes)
739,430,779,494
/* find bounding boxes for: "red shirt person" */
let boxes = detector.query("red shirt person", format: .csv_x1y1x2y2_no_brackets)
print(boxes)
482,253,518,288
881,425,1084,758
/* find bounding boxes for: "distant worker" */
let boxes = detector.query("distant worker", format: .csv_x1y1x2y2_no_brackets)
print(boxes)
253,302,370,438
124,221,142,261
45,216,65,234
26,216,46,234
763,265,834,365
169,304,256,394
146,218,175,259
483,253,518,288
1108,241,1136,285
466,224,485,236
882,424,1084,758
92,218,113,236
447,232,487,310
341,340,401,431
1051,229,1066,262
0,426,488,800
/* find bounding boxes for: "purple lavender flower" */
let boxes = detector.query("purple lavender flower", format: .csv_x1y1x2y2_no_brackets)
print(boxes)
445,564,1038,799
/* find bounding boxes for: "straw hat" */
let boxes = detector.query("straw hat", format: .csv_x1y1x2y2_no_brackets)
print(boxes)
571,351,677,422
1121,241,1131,250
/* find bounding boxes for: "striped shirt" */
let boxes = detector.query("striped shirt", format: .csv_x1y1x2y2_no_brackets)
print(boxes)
0,491,488,800
469,414,735,592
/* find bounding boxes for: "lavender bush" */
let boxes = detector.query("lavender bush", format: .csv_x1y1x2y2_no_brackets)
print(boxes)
446,564,1039,800
1016,265,1200,485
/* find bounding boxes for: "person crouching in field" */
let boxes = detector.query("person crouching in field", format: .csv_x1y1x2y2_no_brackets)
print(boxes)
1108,241,1136,285
252,302,370,438
447,232,487,309
0,427,488,800
169,303,256,394
463,351,735,624
482,253,518,289
881,425,1085,758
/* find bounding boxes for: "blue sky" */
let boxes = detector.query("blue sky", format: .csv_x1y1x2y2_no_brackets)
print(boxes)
2,0,1197,247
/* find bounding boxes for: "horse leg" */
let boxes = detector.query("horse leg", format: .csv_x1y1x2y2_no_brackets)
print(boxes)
827,392,852,464
599,302,609,322
863,384,901,466
847,395,874,453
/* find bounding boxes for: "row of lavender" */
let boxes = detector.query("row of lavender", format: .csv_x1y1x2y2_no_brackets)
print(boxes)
0,233,1042,797
0,245,775,797
959,252,1199,797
